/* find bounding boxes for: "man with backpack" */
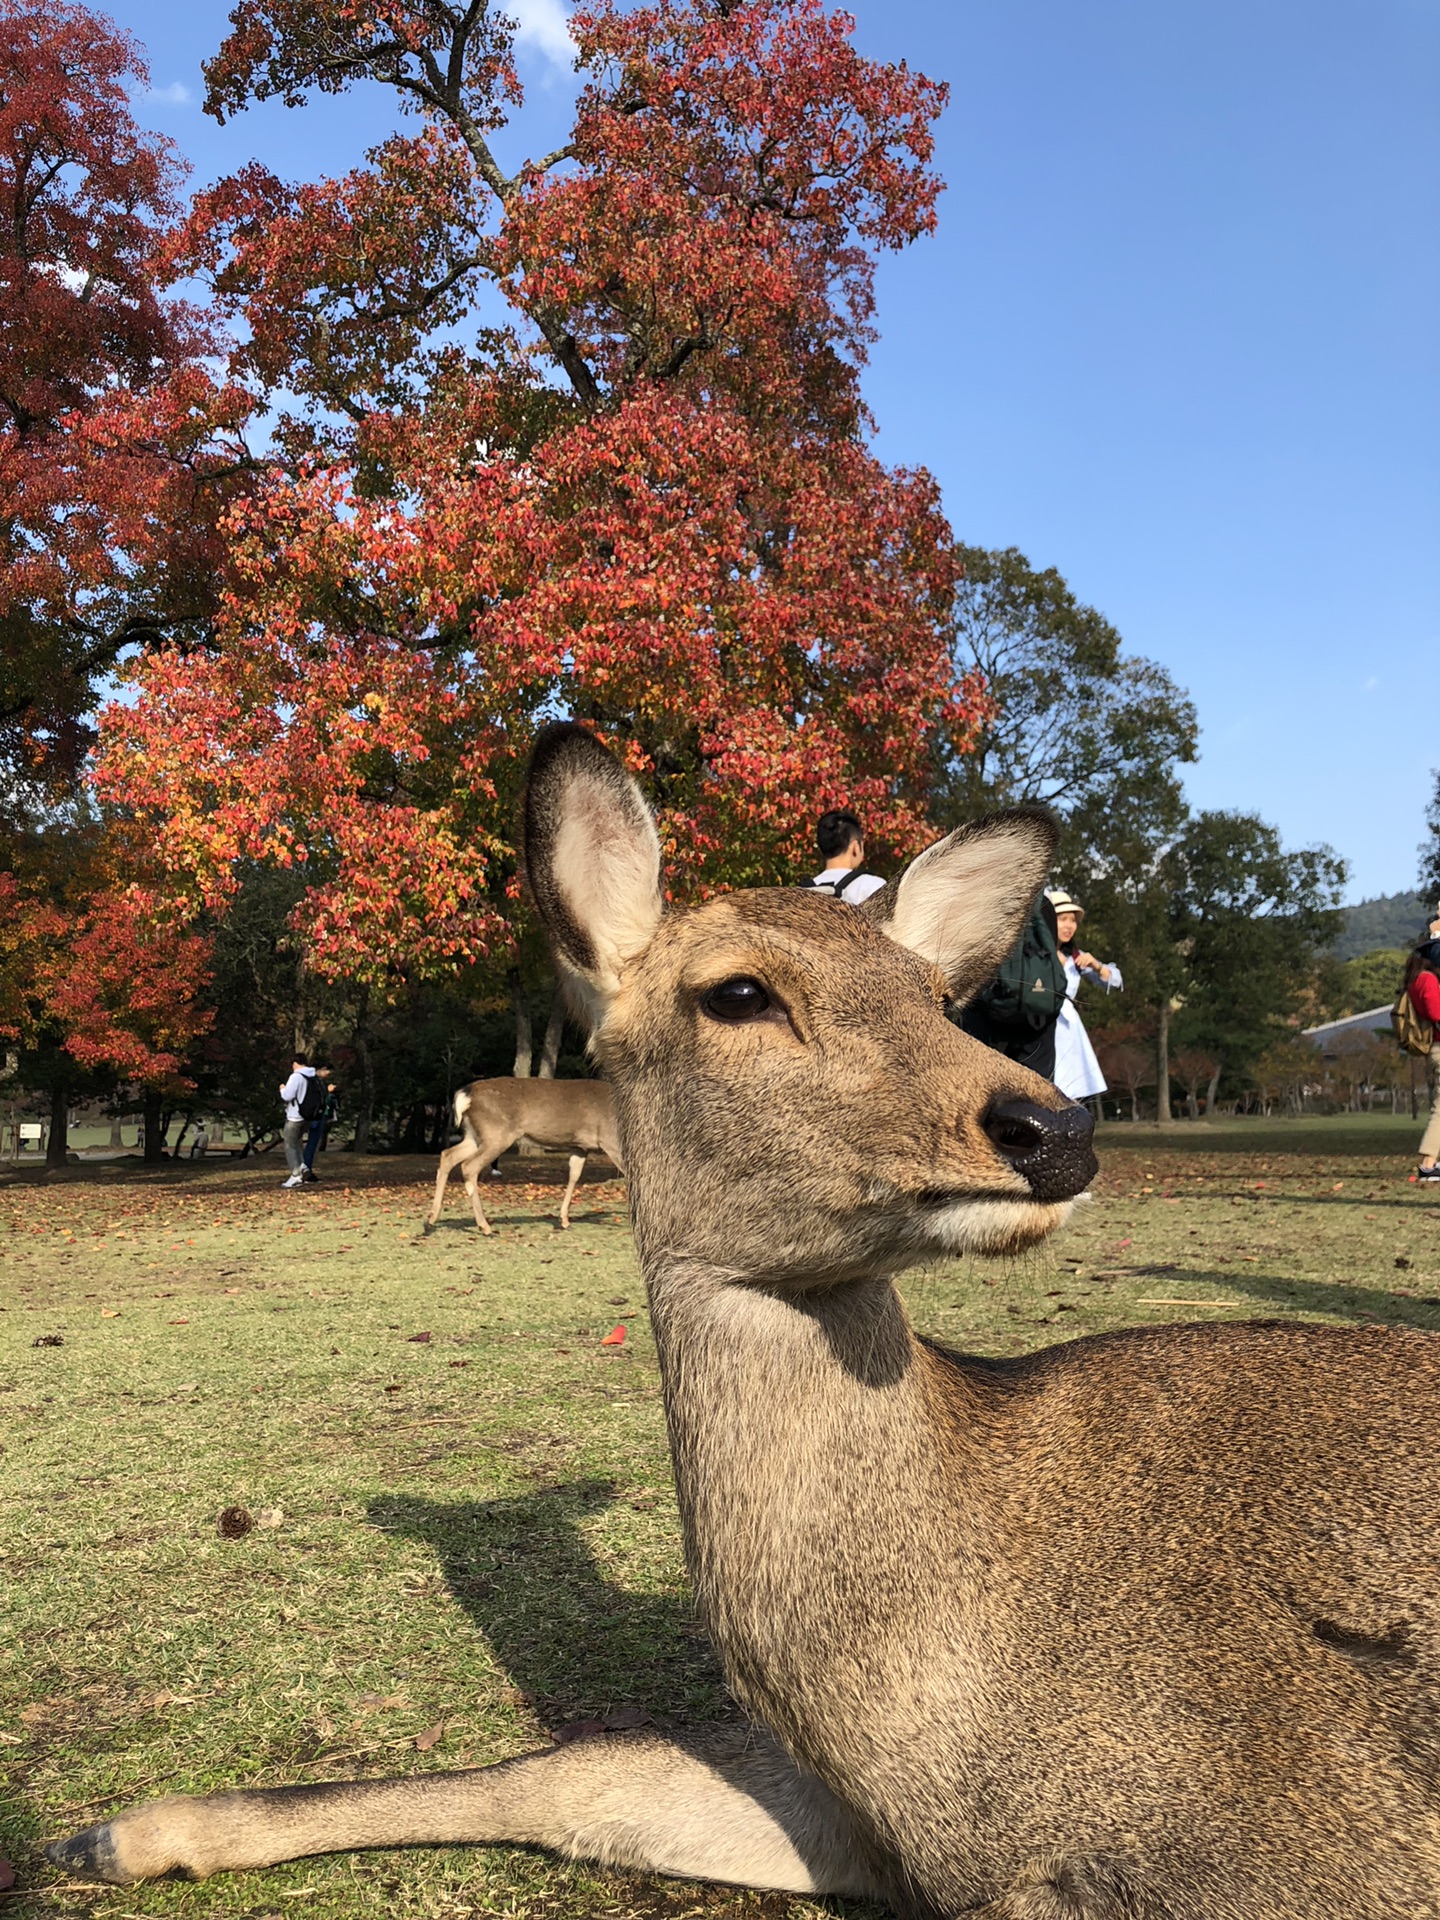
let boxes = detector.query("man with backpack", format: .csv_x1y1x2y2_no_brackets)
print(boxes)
278,1054,321,1190
805,809,886,906
1395,918,1440,1184
957,888,1069,1081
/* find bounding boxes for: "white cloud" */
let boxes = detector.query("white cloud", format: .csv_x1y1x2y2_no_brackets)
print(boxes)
510,0,576,67
144,81,193,106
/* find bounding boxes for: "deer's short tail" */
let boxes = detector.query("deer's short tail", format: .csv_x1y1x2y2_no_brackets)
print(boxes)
453,1086,472,1128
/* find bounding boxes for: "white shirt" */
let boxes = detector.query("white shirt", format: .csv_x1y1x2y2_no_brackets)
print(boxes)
809,867,886,905
1053,956,1124,1101
279,1067,314,1123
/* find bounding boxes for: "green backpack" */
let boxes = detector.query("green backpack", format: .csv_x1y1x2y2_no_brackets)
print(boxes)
1392,989,1435,1058
961,897,1069,1056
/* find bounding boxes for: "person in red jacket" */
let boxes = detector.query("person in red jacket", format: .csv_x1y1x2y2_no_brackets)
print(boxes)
1405,923,1440,1182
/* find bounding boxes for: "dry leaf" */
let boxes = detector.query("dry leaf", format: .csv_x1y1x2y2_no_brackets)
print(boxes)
604,1706,652,1730
600,1325,626,1347
415,1721,444,1751
555,1718,607,1744
100,1308,119,1318
408,1331,432,1344
256,1506,284,1529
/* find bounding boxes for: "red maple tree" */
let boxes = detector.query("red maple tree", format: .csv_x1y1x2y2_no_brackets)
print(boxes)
96,0,989,995
0,0,250,810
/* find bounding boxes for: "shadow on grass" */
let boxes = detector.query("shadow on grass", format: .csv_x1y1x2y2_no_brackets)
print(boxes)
1135,1266,1440,1329
369,1483,726,1729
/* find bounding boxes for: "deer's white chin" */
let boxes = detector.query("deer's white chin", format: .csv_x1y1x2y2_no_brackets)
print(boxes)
929,1196,1077,1257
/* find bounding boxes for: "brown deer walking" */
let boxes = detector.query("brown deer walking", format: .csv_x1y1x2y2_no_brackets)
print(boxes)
50,726,1440,1917
422,1078,622,1235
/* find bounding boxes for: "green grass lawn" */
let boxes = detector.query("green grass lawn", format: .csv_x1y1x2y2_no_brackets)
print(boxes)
3,1115,1437,1918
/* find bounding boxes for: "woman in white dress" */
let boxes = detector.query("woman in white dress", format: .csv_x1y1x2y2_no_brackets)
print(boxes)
1044,888,1123,1102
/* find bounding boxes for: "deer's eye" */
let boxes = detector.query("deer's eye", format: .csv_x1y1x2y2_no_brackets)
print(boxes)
702,977,772,1023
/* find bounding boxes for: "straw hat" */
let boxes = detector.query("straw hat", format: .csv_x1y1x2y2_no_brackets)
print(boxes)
1044,888,1084,921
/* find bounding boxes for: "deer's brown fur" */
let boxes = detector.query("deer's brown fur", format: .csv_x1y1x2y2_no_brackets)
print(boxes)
422,1076,621,1234
49,726,1440,1917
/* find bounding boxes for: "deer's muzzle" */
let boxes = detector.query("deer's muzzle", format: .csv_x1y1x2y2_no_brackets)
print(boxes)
982,1098,1097,1202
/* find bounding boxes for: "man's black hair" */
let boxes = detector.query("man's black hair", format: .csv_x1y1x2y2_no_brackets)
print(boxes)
817,808,864,862
292,1052,311,1067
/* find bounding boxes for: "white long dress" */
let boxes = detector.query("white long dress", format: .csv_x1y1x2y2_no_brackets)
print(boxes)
1052,955,1123,1101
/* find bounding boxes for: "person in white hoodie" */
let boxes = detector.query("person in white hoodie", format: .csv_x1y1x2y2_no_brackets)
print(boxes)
277,1055,317,1189
1045,889,1123,1104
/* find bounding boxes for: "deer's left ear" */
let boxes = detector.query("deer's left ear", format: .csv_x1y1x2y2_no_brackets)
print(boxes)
862,808,1059,1005
524,725,664,1023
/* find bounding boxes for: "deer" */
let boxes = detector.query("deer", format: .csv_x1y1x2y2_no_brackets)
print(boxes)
422,1077,622,1236
49,723,1440,1918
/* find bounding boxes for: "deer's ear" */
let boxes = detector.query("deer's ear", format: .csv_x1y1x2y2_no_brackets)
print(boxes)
863,808,1059,1005
524,724,664,1019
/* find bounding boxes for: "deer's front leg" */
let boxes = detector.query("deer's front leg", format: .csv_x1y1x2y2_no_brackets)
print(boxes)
47,1728,880,1899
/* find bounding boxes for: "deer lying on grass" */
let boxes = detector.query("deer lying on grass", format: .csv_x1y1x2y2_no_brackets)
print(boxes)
422,1077,621,1235
51,725,1440,1917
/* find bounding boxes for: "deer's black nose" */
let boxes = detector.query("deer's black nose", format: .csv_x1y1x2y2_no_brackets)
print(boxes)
983,1098,1097,1202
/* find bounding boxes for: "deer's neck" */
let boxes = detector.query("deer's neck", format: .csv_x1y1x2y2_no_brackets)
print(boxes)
646,1258,987,1750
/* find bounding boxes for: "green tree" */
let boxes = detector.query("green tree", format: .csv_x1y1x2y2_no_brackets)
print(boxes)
1335,949,1407,1018
1421,769,1440,906
936,546,1198,870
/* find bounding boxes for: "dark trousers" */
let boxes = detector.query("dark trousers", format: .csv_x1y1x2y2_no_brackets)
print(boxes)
302,1120,325,1171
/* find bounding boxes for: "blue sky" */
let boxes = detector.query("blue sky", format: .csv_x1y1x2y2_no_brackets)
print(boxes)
116,0,1438,901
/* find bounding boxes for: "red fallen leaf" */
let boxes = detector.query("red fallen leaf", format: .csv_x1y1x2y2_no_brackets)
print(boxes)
415,1721,445,1751
0,1857,15,1891
169,1318,190,1325
555,1718,608,1744
408,1331,432,1343
600,1325,626,1347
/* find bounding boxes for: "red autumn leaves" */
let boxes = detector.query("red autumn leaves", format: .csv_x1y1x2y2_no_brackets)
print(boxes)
5,0,990,1055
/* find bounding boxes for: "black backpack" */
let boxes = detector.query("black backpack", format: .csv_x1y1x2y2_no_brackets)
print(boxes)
298,1074,327,1123
960,897,1068,1057
803,868,878,903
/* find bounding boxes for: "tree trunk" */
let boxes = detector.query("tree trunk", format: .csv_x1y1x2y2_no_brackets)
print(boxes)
351,988,374,1153
142,1085,165,1163
1186,1087,1199,1121
1154,999,1172,1125
173,1114,193,1157
537,996,565,1079
1129,1083,1140,1124
108,1112,125,1148
1204,1063,1222,1116
45,1080,69,1169
509,967,533,1077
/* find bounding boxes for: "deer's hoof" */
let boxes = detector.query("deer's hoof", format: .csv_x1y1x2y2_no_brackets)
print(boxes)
47,1824,132,1886
422,1218,435,1236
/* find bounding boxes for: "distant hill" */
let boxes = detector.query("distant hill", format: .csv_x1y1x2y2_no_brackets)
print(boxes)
1332,891,1432,961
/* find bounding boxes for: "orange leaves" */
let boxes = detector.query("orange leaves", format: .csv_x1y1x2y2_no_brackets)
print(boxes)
81,0,989,994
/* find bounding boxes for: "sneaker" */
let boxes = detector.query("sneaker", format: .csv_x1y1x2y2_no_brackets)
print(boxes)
1419,1166,1440,1184
302,1166,319,1181
489,1162,503,1179
282,1172,303,1188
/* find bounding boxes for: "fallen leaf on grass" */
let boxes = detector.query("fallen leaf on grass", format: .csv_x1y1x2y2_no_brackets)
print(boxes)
600,1325,626,1347
0,1857,15,1891
555,1718,608,1744
100,1308,119,1318
1396,1256,1413,1270
415,1721,445,1751
256,1506,284,1529
408,1331,432,1344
